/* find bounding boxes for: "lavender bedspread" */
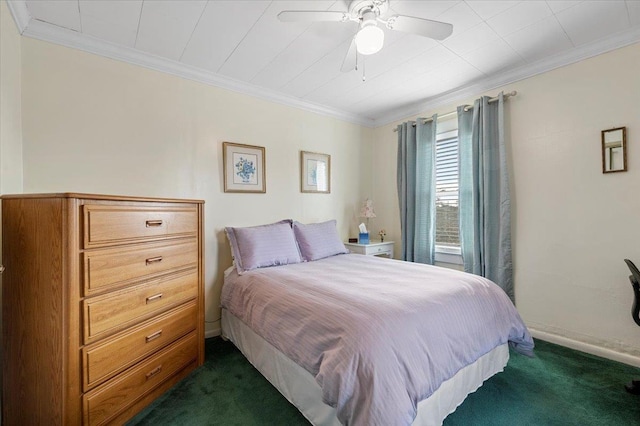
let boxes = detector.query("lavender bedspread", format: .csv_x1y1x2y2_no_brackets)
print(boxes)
221,254,533,426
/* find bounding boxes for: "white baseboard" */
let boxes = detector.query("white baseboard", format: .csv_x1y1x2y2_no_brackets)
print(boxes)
530,328,640,368
205,327,221,339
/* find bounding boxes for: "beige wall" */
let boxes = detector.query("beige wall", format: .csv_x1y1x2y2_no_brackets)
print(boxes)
0,0,23,194
372,42,640,361
1,0,24,395
19,37,373,335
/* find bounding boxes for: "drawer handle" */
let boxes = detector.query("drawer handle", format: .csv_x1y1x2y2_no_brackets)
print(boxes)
146,365,162,380
146,256,163,265
146,293,163,304
145,330,163,343
146,220,163,227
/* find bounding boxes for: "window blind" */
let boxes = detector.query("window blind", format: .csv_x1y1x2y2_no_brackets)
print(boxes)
435,135,459,247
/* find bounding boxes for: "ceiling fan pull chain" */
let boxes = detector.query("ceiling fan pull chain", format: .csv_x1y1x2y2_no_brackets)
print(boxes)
362,58,366,81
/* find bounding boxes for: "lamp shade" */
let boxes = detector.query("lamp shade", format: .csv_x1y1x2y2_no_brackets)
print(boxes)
359,198,377,218
355,25,384,55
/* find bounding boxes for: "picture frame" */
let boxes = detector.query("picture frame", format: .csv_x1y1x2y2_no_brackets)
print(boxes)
601,127,627,173
300,151,331,193
223,142,266,193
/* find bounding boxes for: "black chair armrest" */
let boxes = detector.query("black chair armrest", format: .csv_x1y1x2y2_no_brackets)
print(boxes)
624,259,640,326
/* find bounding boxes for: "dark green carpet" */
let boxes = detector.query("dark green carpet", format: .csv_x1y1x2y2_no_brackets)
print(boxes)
128,338,640,426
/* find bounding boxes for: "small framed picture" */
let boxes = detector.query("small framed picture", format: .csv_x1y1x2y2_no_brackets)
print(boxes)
223,142,266,193
300,151,330,194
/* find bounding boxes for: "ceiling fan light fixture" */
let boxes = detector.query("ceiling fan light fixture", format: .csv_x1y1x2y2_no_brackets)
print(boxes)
278,0,454,70
355,23,384,55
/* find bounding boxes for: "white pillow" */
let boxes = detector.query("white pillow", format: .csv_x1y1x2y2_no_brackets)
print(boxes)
293,220,349,261
225,220,302,274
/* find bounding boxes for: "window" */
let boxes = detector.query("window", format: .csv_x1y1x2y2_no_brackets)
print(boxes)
435,130,460,255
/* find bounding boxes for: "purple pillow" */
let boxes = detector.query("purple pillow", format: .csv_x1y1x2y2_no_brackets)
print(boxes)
293,220,349,261
225,220,302,274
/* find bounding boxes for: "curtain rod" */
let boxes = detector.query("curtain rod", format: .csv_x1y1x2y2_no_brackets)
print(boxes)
392,91,517,132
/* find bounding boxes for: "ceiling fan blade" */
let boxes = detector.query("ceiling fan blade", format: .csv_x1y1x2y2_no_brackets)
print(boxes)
341,38,357,72
387,15,453,40
277,10,349,22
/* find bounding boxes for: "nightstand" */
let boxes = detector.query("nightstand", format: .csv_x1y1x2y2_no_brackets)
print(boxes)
344,241,394,258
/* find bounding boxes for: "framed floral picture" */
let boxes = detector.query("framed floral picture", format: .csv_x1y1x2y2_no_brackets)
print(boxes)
300,151,330,194
223,142,266,193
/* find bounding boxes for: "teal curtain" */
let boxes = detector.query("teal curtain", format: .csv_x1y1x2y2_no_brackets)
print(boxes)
457,93,513,301
396,115,437,264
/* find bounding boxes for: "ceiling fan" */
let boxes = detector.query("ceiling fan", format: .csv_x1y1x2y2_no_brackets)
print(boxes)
277,0,453,72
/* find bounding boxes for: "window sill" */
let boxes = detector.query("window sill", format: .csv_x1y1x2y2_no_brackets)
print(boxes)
435,245,463,265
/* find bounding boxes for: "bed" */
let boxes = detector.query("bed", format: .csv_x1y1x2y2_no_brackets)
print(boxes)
220,220,534,426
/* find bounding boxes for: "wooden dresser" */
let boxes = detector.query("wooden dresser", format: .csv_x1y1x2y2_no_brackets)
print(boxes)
1,193,205,425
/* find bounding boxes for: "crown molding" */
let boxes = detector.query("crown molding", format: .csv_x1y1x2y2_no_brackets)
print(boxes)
6,0,30,34
374,26,640,128
7,0,640,130
11,4,375,128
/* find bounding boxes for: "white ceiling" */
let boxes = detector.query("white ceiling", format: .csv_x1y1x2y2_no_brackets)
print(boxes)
8,0,640,127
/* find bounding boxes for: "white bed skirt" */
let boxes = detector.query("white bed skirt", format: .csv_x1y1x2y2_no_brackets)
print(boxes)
221,308,509,426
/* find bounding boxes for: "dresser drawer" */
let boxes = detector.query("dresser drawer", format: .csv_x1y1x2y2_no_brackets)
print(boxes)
84,332,198,426
83,239,198,296
83,302,197,391
83,205,198,248
371,246,392,256
84,269,198,343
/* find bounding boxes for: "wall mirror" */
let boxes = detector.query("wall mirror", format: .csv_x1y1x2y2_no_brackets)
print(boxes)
602,127,627,173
